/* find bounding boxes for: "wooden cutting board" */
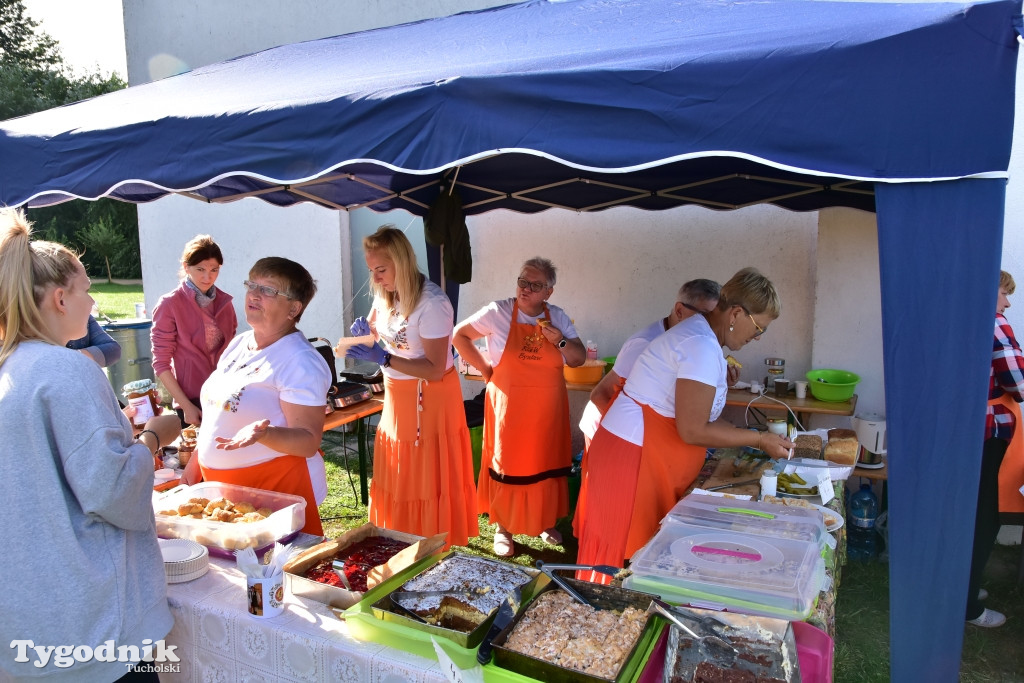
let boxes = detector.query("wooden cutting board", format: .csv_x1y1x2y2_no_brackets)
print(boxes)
697,452,773,497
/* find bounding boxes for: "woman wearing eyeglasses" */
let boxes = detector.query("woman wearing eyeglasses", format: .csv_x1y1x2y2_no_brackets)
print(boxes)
574,267,793,582
343,226,478,548
189,257,331,535
453,257,586,557
151,235,237,427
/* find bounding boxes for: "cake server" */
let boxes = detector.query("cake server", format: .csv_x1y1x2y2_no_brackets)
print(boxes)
476,591,520,665
647,598,737,663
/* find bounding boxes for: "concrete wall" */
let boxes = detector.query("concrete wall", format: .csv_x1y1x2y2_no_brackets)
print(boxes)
125,0,999,442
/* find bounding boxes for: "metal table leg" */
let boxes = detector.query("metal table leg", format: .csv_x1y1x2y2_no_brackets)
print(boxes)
356,417,369,505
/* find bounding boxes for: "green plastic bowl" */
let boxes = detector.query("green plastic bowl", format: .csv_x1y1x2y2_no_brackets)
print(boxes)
806,369,860,402
601,356,617,374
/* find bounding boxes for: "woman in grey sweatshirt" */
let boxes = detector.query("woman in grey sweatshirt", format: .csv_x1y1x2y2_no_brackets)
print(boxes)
0,208,180,683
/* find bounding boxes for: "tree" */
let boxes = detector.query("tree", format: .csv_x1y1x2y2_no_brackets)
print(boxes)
1,1,138,278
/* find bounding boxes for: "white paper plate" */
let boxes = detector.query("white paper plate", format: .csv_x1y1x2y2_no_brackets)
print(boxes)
159,539,209,583
811,504,844,532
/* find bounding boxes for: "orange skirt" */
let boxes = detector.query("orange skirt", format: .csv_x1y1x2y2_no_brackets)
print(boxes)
369,370,478,547
574,427,643,584
201,455,323,535
995,395,1024,513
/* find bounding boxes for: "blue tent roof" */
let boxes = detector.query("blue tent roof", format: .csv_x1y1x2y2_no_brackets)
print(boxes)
0,0,1016,212
0,1,1020,679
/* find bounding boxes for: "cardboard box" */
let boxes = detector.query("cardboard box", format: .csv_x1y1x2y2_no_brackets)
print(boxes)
283,523,446,609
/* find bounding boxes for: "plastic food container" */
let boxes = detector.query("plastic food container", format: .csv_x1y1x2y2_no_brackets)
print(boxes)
153,482,305,558
664,494,836,553
564,359,607,384
623,519,829,621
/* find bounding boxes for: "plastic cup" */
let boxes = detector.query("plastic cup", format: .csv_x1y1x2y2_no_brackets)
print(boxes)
134,302,146,318
795,380,808,399
246,573,285,618
774,379,790,397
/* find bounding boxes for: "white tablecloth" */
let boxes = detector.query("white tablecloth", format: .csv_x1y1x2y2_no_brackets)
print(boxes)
161,554,449,682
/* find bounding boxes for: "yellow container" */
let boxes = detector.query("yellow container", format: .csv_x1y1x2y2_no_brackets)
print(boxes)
563,359,606,384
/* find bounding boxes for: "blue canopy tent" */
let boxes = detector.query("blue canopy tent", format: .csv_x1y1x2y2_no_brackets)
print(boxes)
0,0,1019,677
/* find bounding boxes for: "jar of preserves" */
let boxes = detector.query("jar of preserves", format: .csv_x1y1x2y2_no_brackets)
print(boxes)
123,379,160,427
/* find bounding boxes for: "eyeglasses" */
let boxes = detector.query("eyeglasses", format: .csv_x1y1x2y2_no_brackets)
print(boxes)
742,307,765,339
242,280,294,299
681,301,714,315
517,277,548,293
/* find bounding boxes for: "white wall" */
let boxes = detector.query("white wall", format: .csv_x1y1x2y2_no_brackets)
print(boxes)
138,197,348,345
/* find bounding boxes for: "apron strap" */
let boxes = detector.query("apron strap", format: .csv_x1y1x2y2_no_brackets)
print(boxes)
488,466,573,485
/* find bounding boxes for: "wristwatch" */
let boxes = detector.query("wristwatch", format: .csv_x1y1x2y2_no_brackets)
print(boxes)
557,338,567,349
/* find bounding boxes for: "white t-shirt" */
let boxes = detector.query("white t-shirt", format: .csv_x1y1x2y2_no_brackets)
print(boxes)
579,318,667,439
372,279,455,381
600,315,727,444
462,297,578,367
198,330,331,469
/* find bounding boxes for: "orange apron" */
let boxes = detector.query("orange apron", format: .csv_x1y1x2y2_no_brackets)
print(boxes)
201,455,323,535
369,368,478,547
575,395,705,583
477,300,570,534
573,376,627,540
993,393,1024,513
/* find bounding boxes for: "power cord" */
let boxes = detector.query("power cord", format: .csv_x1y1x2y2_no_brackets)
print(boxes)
742,389,807,433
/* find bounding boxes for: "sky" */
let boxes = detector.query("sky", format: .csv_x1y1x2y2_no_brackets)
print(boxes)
22,0,127,78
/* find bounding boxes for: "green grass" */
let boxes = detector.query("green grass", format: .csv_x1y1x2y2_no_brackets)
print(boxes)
90,282,144,320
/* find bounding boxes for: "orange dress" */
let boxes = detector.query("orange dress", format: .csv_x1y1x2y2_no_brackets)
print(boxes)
368,368,478,547
575,395,705,584
993,393,1024,513
477,301,570,534
201,455,323,536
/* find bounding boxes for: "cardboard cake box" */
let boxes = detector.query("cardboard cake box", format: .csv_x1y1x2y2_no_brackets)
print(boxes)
283,523,446,609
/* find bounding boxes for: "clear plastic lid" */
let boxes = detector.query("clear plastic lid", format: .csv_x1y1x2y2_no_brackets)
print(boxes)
626,519,827,618
664,493,833,550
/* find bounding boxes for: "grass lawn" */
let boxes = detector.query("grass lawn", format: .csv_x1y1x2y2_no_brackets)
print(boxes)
90,282,144,320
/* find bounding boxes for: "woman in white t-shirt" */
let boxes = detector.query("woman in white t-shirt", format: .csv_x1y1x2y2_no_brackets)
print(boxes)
453,257,586,557
345,226,477,547
575,267,793,582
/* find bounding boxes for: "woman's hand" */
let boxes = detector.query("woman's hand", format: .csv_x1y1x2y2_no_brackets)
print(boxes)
346,341,388,366
350,316,373,337
759,432,795,459
539,323,563,346
727,364,741,387
214,419,271,450
180,400,202,428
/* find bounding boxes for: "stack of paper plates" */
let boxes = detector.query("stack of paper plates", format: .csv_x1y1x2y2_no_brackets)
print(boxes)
159,538,209,584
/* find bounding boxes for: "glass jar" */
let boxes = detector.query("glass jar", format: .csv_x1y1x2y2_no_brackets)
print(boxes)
764,357,785,390
123,379,160,427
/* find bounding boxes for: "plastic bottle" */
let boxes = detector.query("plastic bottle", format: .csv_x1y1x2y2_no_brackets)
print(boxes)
586,340,599,360
847,482,878,561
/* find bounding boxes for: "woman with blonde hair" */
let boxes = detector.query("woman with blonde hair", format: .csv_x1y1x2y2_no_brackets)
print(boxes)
0,208,180,681
345,225,477,547
151,234,237,426
575,267,794,582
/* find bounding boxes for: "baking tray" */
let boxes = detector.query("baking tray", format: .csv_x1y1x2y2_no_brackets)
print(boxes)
490,576,662,683
663,607,802,682
370,551,542,649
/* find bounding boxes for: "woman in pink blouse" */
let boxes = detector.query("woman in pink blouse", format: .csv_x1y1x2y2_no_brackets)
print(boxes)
151,235,237,427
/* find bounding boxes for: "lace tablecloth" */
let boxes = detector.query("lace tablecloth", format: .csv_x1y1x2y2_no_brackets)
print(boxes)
161,552,448,682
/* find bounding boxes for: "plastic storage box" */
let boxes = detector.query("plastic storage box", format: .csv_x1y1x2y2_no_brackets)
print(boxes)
623,519,830,621
153,482,305,558
665,494,836,553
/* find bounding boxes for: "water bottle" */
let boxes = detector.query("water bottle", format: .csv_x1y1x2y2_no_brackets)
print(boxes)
847,482,878,561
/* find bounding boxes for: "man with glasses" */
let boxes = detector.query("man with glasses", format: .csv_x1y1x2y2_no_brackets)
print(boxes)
578,279,723,449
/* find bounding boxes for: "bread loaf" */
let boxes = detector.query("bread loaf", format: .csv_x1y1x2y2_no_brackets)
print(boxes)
824,428,858,465
793,434,823,460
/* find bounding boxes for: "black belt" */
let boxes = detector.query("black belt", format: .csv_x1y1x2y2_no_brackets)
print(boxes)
488,466,573,485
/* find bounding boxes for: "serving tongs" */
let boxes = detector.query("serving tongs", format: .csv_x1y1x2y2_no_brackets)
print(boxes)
535,561,621,607
646,598,737,663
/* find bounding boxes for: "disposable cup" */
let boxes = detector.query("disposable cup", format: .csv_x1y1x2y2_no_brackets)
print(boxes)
246,573,285,618
795,380,808,399
134,302,146,318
